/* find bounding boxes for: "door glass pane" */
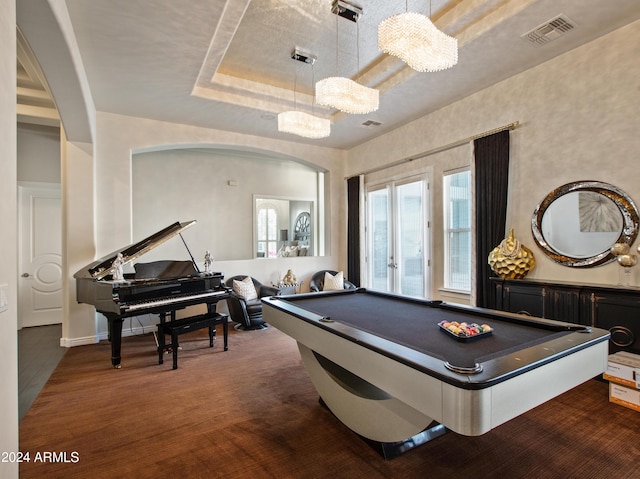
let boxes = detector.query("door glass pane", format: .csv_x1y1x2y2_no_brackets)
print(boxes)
267,208,277,257
397,181,424,297
368,188,390,292
257,206,279,258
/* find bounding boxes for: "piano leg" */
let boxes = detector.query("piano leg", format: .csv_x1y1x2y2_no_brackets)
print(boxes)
157,311,170,365
105,314,124,369
171,332,179,370
158,326,166,365
222,318,229,351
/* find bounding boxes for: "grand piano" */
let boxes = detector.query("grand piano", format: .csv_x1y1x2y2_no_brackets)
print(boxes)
74,220,228,368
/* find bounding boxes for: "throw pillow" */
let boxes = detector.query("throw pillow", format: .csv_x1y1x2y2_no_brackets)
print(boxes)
323,271,344,291
233,276,258,301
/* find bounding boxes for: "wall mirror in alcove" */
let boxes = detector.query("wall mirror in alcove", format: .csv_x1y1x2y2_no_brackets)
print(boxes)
254,197,316,258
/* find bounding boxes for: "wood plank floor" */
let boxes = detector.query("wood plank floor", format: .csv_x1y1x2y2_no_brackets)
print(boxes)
18,324,67,421
18,325,640,479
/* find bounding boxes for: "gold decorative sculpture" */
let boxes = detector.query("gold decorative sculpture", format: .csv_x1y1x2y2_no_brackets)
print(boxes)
282,269,298,285
488,228,536,279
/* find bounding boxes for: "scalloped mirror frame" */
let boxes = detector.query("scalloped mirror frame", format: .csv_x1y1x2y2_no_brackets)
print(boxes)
531,181,639,267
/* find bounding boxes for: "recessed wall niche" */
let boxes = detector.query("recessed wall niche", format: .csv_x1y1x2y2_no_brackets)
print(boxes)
132,148,324,264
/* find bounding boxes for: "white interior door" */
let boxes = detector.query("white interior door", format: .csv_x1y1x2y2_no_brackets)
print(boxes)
18,183,62,328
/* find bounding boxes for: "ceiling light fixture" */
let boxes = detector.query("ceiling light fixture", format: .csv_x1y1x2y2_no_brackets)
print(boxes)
315,76,378,115
278,110,330,139
378,1,458,73
278,49,331,139
315,0,379,115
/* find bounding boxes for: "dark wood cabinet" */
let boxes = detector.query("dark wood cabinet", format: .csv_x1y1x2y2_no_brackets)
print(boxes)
490,278,640,354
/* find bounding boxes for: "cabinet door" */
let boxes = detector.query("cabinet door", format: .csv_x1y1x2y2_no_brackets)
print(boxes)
547,288,582,324
592,293,640,354
503,284,544,317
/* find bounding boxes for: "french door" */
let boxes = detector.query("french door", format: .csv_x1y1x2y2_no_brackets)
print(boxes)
366,176,429,297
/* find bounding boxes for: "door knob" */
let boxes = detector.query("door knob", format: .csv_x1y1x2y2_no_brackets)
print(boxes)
21,273,31,278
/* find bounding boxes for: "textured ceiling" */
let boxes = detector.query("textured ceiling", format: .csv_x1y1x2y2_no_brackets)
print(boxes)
19,0,640,149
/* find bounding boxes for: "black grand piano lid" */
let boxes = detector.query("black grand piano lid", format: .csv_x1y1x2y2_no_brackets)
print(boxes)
73,220,197,280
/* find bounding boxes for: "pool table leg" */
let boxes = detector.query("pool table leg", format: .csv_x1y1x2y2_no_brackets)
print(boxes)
368,421,447,460
318,395,447,459
298,343,447,458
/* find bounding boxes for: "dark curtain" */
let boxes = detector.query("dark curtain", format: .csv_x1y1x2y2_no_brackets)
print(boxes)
347,176,361,287
474,130,510,308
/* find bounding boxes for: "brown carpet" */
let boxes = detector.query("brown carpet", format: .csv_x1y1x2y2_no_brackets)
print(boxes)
19,325,640,479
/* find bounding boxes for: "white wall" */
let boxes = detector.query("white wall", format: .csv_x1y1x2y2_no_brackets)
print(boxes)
0,1,19,477
132,148,320,261
17,124,61,183
348,19,640,299
61,136,96,346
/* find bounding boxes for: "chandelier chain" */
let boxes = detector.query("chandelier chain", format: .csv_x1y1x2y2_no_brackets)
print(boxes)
356,20,360,73
335,15,339,77
311,64,315,115
293,62,298,110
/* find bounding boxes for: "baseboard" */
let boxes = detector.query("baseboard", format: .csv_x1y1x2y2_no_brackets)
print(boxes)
60,335,99,348
60,324,158,348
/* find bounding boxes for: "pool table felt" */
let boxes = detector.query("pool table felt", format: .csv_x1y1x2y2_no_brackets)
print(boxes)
283,292,572,369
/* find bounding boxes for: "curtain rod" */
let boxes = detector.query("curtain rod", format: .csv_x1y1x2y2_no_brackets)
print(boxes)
347,121,520,179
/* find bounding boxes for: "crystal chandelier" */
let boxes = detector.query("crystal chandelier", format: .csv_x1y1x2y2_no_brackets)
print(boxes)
378,7,458,73
278,49,330,139
315,77,378,114
315,0,379,115
278,110,330,139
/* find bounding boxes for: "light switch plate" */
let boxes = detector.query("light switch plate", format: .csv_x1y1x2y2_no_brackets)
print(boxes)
0,284,8,312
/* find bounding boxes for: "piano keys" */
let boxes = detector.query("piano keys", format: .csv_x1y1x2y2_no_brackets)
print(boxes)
74,221,229,368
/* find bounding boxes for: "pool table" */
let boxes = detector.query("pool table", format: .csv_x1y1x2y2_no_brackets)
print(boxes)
262,288,610,458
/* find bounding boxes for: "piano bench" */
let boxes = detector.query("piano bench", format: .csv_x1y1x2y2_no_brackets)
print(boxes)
157,312,228,369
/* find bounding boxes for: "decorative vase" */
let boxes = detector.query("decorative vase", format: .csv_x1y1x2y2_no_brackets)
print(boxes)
488,228,536,279
616,254,637,286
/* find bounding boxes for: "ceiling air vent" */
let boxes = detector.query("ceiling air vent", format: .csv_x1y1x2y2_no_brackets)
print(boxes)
361,119,382,128
521,14,575,46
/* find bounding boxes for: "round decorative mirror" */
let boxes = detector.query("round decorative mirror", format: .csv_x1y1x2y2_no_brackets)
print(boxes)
531,181,639,267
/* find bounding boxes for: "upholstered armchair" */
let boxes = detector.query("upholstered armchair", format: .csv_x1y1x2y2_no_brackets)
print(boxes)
309,270,357,292
225,276,279,330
